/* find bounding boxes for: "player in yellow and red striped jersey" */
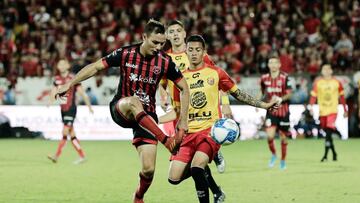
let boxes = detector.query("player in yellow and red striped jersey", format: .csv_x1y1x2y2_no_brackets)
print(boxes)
309,64,348,162
160,35,279,203
160,20,231,175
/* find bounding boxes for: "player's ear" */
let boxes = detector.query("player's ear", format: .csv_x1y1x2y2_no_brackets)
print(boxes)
142,33,147,41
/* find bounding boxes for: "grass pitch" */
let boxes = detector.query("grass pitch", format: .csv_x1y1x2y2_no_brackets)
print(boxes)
0,138,359,203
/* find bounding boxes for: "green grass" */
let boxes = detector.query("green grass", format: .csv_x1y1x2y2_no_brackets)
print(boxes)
0,139,359,203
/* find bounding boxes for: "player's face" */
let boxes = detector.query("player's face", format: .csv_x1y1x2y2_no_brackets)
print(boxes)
321,65,333,77
268,58,281,72
186,42,205,66
167,24,186,46
143,32,166,55
57,60,70,73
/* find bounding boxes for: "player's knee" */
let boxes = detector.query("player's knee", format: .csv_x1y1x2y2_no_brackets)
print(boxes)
168,178,182,185
141,167,155,178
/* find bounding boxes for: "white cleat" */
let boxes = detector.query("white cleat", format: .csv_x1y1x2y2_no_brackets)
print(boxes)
73,157,86,165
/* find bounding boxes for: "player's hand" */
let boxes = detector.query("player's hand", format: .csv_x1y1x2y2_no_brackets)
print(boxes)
176,119,188,133
222,104,233,119
55,83,71,100
89,107,94,114
343,111,348,118
264,100,280,112
160,100,169,112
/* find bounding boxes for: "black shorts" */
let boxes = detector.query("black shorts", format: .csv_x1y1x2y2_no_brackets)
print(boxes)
61,108,77,127
265,113,290,133
109,100,158,142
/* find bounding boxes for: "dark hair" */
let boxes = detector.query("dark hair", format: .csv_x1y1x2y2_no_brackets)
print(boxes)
144,19,165,35
167,20,184,28
268,51,279,59
186,34,205,48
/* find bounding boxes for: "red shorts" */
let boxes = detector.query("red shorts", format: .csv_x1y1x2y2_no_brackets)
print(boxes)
170,128,220,163
319,113,337,130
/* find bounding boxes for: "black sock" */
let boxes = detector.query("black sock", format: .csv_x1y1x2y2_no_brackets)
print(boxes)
204,166,221,195
213,153,220,165
191,167,209,203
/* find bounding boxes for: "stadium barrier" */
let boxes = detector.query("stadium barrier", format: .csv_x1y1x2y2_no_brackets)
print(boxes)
1,105,348,140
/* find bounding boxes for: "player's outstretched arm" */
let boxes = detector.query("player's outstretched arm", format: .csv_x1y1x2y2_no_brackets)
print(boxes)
229,88,279,110
77,85,94,114
220,91,233,118
55,59,105,99
174,77,190,131
48,86,57,106
158,108,177,124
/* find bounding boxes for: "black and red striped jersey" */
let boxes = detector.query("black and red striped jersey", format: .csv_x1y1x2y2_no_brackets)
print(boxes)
102,43,183,113
260,72,292,117
54,74,79,112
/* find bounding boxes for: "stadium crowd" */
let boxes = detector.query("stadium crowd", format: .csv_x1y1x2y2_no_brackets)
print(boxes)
0,0,359,81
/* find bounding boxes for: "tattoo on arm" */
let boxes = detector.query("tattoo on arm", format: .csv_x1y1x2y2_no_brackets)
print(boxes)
230,89,262,108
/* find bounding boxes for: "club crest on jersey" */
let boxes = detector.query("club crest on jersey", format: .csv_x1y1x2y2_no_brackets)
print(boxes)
207,77,214,85
153,66,161,74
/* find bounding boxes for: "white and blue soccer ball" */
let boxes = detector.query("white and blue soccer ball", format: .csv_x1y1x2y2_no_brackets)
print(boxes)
211,118,240,145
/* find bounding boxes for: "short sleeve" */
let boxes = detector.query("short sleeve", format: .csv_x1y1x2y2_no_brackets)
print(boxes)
165,61,183,84
102,48,123,68
218,68,236,92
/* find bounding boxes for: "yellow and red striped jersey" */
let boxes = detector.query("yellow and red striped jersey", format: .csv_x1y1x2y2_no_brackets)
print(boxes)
310,77,344,116
182,63,237,133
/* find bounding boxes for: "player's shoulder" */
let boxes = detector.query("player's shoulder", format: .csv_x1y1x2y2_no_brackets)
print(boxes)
279,71,288,78
261,73,270,80
157,51,173,62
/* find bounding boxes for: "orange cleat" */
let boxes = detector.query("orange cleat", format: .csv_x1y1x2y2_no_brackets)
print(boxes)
47,155,58,163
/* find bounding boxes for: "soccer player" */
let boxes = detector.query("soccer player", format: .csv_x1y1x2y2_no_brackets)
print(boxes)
53,20,190,203
47,59,93,164
258,53,292,170
161,35,279,203
309,64,347,162
160,20,231,174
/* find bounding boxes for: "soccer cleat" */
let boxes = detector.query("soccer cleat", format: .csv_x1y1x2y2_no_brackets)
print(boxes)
268,154,277,168
214,151,226,173
333,154,337,161
214,186,226,203
164,128,185,154
280,160,287,170
47,155,58,163
73,157,86,165
320,156,327,162
133,193,144,203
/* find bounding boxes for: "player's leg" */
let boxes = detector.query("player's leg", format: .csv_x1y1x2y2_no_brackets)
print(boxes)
133,143,157,202
69,127,86,164
320,116,331,162
191,150,211,203
265,114,278,167
114,97,184,154
204,165,225,203
279,114,290,170
213,150,225,173
47,124,69,163
327,114,338,161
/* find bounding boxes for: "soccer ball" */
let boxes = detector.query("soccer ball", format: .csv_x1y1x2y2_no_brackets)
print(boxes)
211,118,240,145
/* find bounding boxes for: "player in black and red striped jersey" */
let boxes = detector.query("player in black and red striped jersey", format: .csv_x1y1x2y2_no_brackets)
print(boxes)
47,59,93,164
53,19,190,203
259,53,292,170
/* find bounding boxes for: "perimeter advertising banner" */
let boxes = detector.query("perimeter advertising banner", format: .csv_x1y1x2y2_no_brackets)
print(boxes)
0,105,348,140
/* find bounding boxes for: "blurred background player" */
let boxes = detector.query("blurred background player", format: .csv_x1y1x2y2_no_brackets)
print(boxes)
258,53,292,170
47,59,93,164
161,35,279,203
160,20,231,173
53,19,190,203
309,64,347,162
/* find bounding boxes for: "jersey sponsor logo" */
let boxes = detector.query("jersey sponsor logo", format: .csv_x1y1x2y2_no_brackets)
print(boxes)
129,73,156,84
266,87,282,93
133,89,150,105
207,77,214,85
175,55,182,60
190,80,204,89
125,62,138,69
192,73,200,78
123,50,135,54
189,111,212,121
190,91,207,109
